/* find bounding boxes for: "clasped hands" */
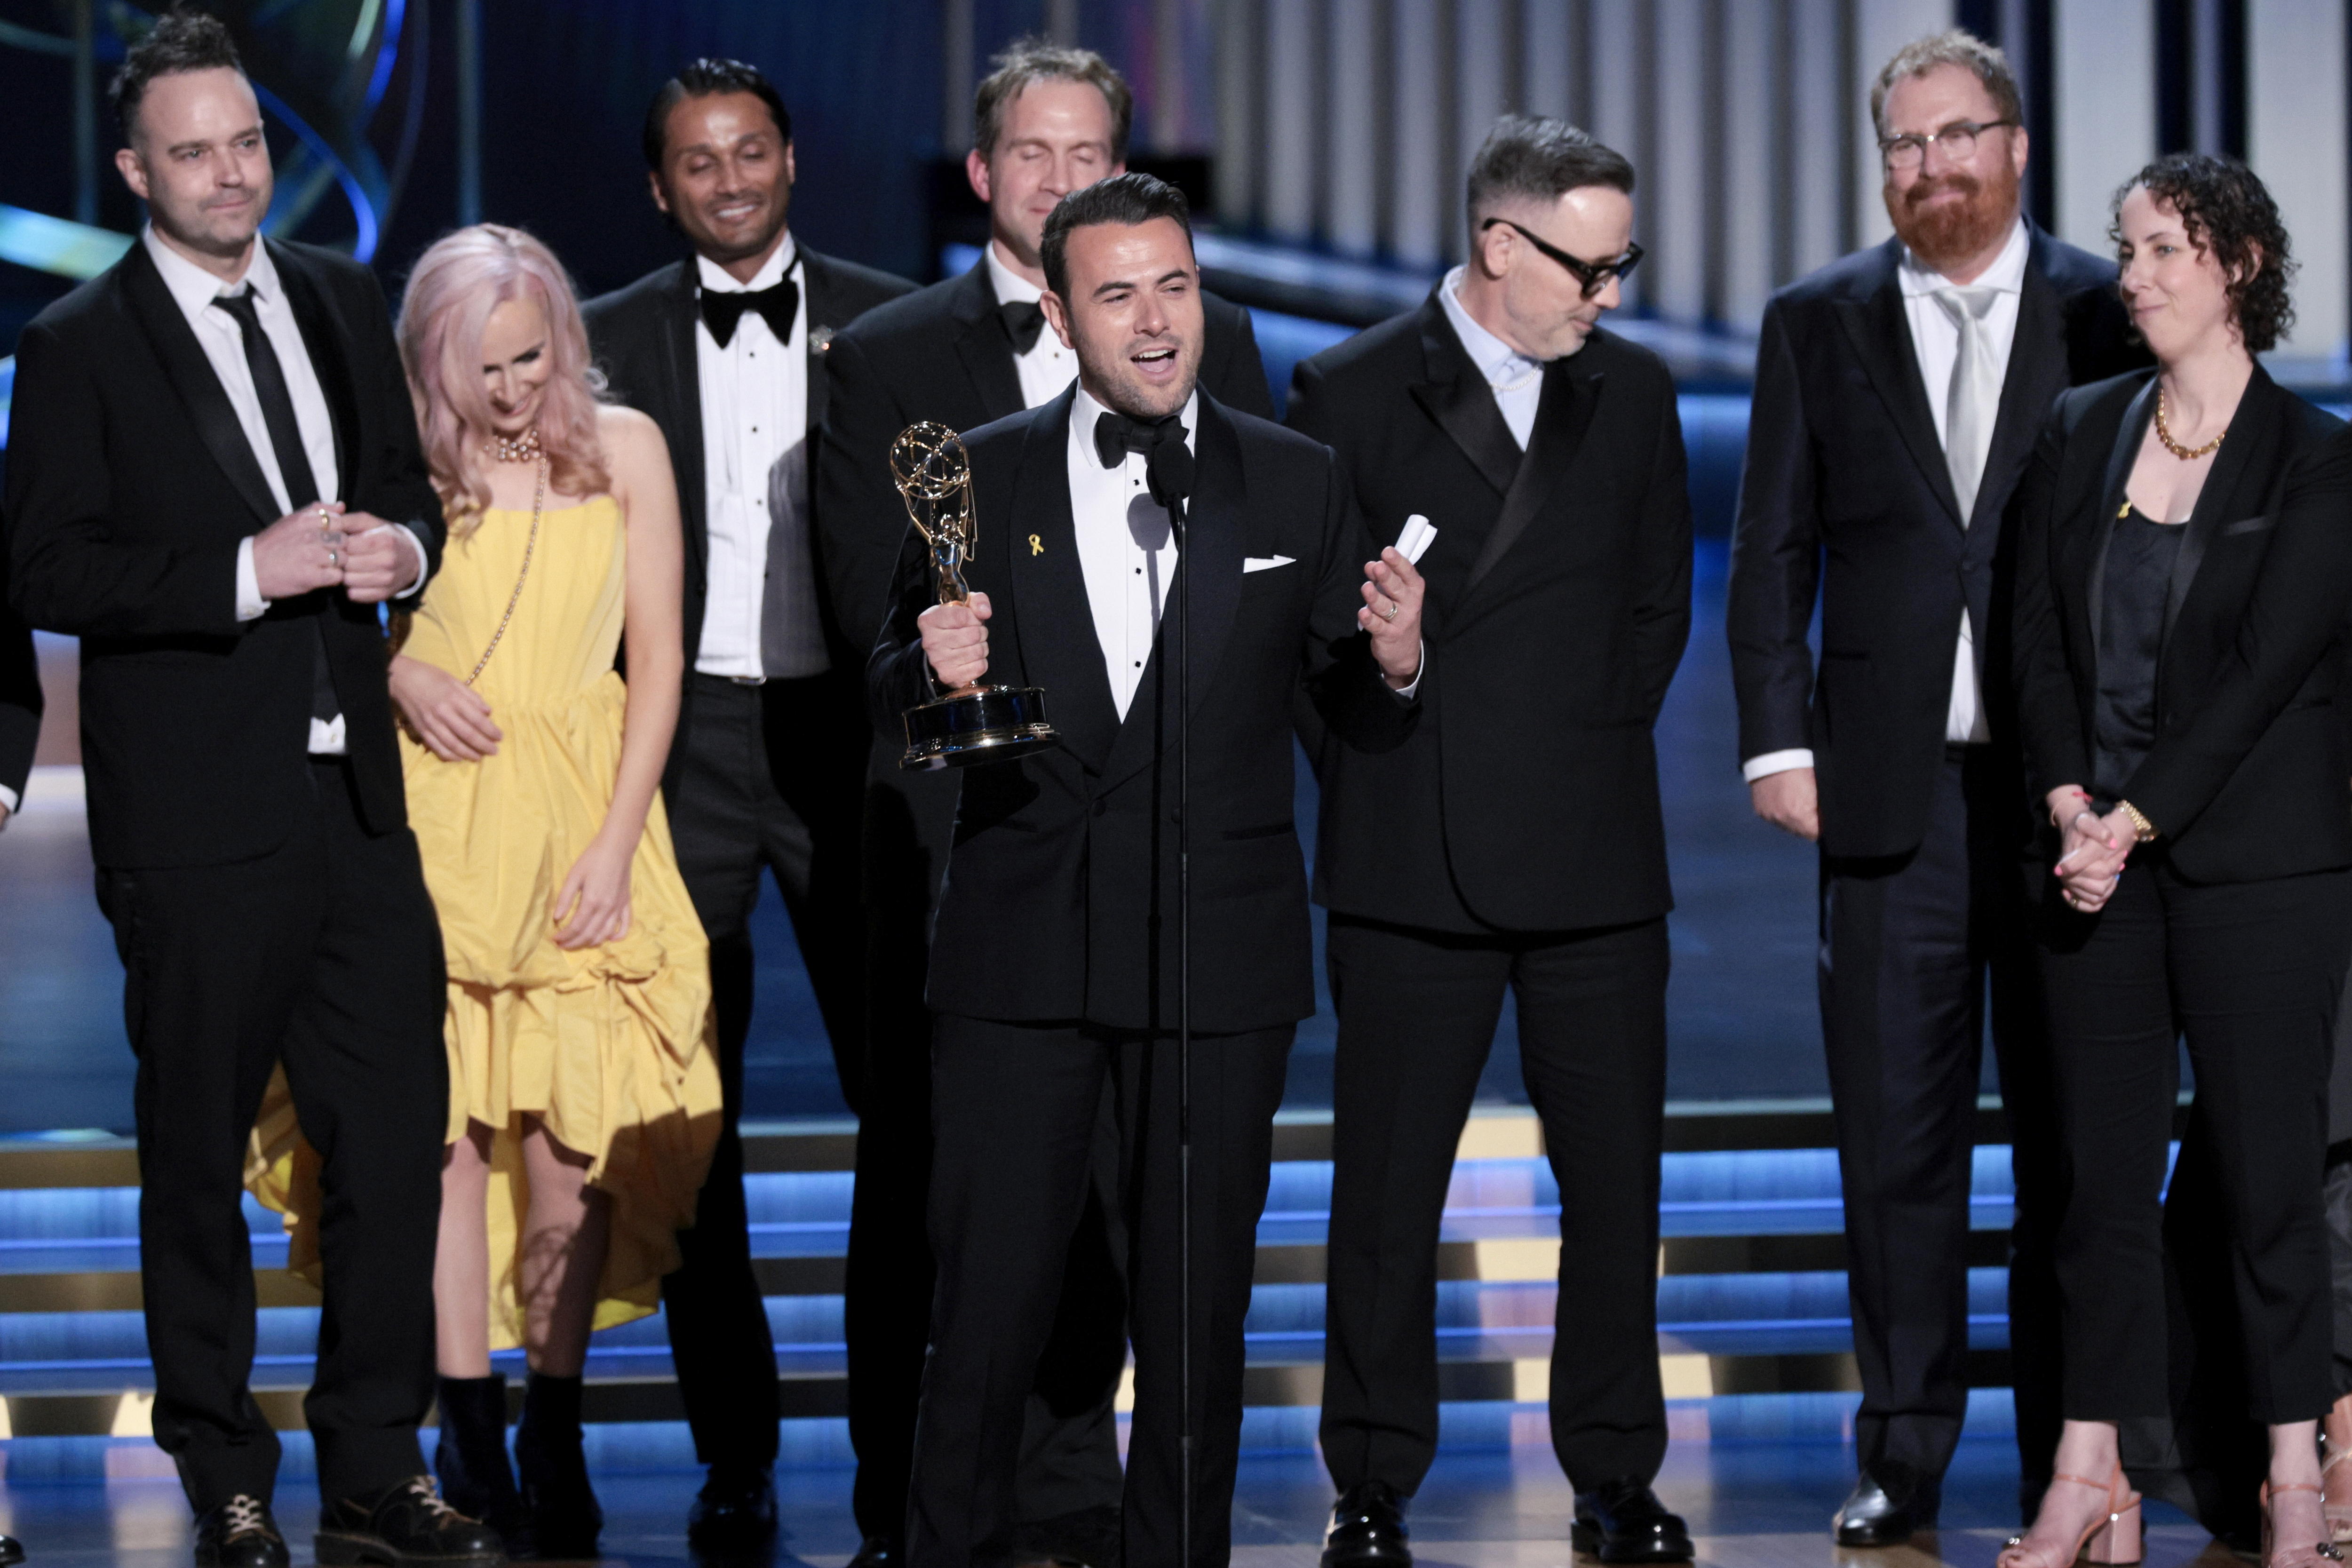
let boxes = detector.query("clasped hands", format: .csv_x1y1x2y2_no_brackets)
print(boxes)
251,501,413,604
915,548,1430,691
2048,787,2135,913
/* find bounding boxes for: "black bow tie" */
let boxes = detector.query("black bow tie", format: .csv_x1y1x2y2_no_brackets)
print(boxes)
999,300,1047,354
699,276,798,348
1094,409,1183,470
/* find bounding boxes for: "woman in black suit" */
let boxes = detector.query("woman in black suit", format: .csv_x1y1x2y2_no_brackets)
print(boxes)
2005,152,2352,1568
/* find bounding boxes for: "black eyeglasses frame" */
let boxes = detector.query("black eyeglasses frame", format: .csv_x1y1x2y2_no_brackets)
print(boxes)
1478,217,1645,299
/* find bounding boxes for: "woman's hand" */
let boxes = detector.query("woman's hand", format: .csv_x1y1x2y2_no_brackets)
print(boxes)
2050,788,2132,912
552,831,634,950
389,654,503,761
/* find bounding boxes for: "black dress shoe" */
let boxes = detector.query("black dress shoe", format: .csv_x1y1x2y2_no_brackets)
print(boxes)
195,1495,289,1568
1322,1480,1412,1568
0,1533,21,1567
1833,1460,1941,1548
315,1475,506,1565
1011,1503,1122,1568
845,1537,901,1568
1571,1479,1693,1565
686,1462,778,1559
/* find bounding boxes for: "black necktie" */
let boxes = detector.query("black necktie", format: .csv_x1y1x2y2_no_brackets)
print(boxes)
699,277,799,348
212,289,339,725
1000,300,1046,355
1093,409,1183,470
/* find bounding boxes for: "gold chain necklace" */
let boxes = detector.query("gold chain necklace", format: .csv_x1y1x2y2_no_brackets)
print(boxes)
489,426,541,464
465,455,545,687
2154,391,2226,461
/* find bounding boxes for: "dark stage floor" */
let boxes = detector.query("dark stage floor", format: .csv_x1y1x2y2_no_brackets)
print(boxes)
0,536,1952,1132
0,1410,2243,1567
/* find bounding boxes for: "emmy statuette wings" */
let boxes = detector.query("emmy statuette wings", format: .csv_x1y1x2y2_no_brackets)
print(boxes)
890,422,1062,769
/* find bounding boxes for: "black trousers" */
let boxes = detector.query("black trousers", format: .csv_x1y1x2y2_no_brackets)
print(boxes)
908,1015,1293,1568
97,757,445,1511
1819,746,2062,1489
1318,912,1670,1494
2037,858,2351,1424
849,763,1127,1552
664,671,867,1471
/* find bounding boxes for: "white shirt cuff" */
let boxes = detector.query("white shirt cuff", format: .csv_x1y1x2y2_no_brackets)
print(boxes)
1742,748,1814,783
235,536,270,621
376,524,430,599
0,782,18,818
1387,641,1425,700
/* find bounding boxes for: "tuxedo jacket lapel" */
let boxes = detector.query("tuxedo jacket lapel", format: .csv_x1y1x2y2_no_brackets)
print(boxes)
120,243,280,526
1006,389,1119,771
2165,367,2282,634
1097,397,1247,794
1836,244,1964,529
270,244,357,499
951,262,1027,425
1407,298,1520,498
2087,376,2160,657
659,263,711,579
1462,355,1605,597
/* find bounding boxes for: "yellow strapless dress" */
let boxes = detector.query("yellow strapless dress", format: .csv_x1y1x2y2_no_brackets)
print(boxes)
246,495,721,1346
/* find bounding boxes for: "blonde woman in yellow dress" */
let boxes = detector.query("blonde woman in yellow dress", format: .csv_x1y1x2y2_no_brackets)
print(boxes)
249,223,720,1559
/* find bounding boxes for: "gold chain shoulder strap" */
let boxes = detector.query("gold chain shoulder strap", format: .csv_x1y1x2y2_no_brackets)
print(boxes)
465,456,547,687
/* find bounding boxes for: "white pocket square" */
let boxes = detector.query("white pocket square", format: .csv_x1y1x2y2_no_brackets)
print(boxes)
1243,555,1295,573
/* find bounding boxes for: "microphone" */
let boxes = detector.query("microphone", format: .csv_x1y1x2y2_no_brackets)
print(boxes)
1146,437,1195,526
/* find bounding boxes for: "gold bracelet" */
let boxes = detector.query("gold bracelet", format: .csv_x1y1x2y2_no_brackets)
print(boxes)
2115,800,2158,842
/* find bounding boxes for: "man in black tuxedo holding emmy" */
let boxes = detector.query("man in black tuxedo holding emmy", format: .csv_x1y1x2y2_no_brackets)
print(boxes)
4,14,499,1567
816,39,1273,1568
582,57,911,1553
872,173,1424,1568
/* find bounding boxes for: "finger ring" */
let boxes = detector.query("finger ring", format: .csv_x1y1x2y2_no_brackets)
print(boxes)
1381,602,1398,621
328,548,340,567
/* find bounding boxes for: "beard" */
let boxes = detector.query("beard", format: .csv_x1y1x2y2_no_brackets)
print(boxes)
1887,158,2021,272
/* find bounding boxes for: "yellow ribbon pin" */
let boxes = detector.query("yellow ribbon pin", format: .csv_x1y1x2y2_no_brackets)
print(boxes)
1029,534,1044,556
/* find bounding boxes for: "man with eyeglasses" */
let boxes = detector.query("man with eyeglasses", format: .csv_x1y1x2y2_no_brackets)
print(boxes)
1287,116,1693,1568
1727,30,2142,1550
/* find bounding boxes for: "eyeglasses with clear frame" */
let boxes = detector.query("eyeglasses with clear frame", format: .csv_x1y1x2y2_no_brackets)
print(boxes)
1479,217,1645,299
1878,118,2016,172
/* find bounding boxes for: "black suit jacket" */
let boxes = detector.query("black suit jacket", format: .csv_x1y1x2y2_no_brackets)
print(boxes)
0,595,40,805
4,238,443,869
2011,369,2352,884
868,390,1415,1033
581,243,914,796
818,257,1274,656
1288,302,1692,932
1726,226,2146,859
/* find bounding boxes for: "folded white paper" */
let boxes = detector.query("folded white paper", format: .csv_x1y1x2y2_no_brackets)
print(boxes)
1243,555,1295,573
1395,514,1438,565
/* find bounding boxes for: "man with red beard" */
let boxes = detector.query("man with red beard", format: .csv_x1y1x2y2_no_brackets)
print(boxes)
1727,31,2143,1550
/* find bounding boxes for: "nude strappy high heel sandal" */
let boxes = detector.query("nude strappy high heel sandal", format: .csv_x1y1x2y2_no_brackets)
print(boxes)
2263,1480,2347,1566
1997,1469,2142,1568
2323,1436,2352,1544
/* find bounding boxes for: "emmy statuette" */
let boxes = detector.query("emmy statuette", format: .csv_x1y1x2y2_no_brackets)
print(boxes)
890,422,1061,770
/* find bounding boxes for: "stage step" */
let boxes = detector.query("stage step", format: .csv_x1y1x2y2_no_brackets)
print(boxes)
0,1106,2037,1437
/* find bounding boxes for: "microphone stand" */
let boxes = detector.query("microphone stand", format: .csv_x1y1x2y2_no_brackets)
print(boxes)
1147,436,1196,1568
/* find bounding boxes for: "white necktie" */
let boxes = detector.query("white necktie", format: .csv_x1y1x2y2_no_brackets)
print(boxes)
1935,285,2002,523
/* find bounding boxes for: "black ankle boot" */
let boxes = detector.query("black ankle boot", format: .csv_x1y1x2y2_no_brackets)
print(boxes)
434,1373,532,1555
514,1370,600,1560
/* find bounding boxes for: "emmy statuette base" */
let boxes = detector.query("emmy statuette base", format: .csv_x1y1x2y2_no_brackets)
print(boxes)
899,684,1061,770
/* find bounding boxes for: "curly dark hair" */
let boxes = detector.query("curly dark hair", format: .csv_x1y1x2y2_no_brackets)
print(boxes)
2109,151,2296,354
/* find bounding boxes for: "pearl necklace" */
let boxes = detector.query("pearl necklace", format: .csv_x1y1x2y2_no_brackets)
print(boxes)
489,427,542,464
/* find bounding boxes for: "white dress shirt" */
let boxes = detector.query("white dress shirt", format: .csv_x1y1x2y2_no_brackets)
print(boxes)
988,242,1081,411
1741,217,2029,784
693,235,816,680
1063,387,1420,714
1438,264,1545,449
145,228,427,755
1068,387,1189,720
